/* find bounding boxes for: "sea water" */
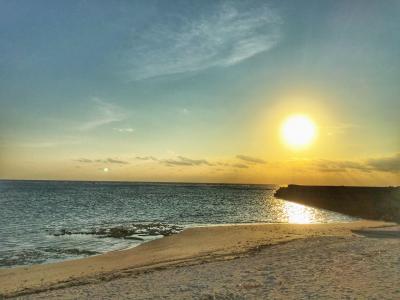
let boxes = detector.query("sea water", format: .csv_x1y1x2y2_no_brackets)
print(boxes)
0,180,355,268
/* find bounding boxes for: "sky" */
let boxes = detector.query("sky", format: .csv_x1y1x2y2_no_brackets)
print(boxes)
0,0,399,185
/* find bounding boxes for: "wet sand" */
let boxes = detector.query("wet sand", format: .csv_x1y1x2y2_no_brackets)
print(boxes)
0,221,398,299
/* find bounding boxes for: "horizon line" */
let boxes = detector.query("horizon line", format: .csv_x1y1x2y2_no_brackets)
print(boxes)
0,178,397,188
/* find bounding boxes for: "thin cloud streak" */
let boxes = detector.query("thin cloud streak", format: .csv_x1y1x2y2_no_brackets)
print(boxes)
76,158,129,165
304,153,400,174
134,155,258,169
236,155,266,164
312,159,371,173
132,153,400,174
161,156,212,167
135,156,158,161
76,158,93,163
114,128,135,133
367,153,400,173
232,163,249,169
135,155,216,167
79,98,126,131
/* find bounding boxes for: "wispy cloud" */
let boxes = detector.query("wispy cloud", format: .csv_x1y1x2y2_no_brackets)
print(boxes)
312,159,371,173
236,154,266,164
303,153,400,174
79,98,126,131
114,128,135,133
161,156,212,167
133,152,400,174
102,158,129,165
136,155,212,167
134,154,267,170
76,158,93,163
127,2,281,80
367,153,400,173
232,163,249,169
135,156,158,161
76,157,129,165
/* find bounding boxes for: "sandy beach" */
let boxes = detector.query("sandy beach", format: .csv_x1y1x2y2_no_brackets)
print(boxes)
1,220,399,299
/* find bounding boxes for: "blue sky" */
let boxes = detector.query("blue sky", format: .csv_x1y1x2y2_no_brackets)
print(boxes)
0,0,399,184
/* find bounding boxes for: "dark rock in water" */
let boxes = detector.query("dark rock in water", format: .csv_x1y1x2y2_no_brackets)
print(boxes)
124,236,145,241
53,229,73,236
274,185,400,222
62,248,99,256
108,227,133,239
43,248,99,256
50,223,184,239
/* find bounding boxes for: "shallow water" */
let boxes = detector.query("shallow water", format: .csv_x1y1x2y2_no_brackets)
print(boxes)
0,180,355,268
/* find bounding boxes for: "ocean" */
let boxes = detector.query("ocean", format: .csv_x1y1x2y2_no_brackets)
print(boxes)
0,180,355,268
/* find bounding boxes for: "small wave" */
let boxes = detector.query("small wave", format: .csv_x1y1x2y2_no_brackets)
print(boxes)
0,247,99,268
0,249,48,268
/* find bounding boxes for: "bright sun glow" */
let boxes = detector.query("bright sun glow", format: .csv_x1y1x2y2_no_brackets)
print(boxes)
281,115,317,149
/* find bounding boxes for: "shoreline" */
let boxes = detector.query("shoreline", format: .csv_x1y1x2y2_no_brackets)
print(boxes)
0,220,392,298
1,218,359,271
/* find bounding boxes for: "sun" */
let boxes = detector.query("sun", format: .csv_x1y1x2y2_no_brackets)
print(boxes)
281,115,317,149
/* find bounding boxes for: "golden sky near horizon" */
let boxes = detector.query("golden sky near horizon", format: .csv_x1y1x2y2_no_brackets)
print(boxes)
1,93,398,186
0,1,399,185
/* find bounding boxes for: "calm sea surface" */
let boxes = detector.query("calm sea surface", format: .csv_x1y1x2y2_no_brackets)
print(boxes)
0,180,355,268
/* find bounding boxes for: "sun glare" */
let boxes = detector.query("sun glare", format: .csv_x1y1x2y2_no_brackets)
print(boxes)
281,115,316,149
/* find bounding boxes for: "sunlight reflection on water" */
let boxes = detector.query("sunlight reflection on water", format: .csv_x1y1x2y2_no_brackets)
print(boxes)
283,201,314,224
271,198,345,224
